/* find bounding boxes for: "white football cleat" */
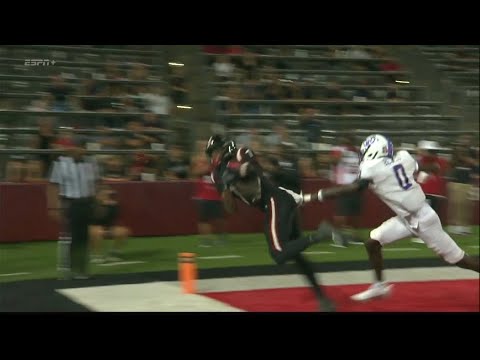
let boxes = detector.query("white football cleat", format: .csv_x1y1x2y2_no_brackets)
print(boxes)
351,282,393,302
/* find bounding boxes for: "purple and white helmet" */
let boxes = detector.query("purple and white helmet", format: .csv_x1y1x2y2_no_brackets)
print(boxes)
360,134,393,162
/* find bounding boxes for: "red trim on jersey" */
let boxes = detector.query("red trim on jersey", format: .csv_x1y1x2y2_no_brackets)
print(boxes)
227,160,241,170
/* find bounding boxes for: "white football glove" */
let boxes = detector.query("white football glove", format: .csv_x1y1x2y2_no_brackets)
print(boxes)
279,187,304,206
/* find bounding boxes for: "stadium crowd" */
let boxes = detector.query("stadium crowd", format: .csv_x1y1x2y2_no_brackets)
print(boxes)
0,46,478,234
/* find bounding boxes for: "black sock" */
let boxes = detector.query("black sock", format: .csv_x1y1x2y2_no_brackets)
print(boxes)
294,254,324,299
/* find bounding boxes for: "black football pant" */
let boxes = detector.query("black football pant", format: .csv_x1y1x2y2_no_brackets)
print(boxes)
263,188,325,299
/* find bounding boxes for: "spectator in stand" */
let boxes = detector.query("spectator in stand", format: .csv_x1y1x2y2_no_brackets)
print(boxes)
224,85,242,115
213,55,235,82
124,121,156,150
325,81,345,115
226,45,245,55
120,97,139,113
325,81,344,101
260,65,279,85
238,51,259,80
80,73,106,111
104,62,123,80
301,78,314,100
26,94,54,112
346,46,371,59
29,118,57,179
128,152,158,181
264,82,283,100
170,66,189,105
164,145,189,180
275,47,292,70
102,156,130,182
266,142,302,194
203,45,227,55
128,63,149,81
48,75,72,112
94,126,122,151
386,83,403,102
299,156,318,178
236,128,262,148
123,121,157,181
298,107,321,144
353,79,371,101
143,111,164,128
54,127,76,150
141,85,172,116
379,58,403,83
265,124,291,148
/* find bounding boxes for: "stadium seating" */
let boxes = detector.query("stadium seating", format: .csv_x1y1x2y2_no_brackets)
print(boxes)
204,45,467,151
419,45,479,106
0,45,477,181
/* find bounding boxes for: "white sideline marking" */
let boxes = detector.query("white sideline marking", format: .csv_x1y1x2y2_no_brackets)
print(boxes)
468,245,479,249
384,248,420,252
197,255,243,260
304,251,335,255
0,272,31,277
98,261,146,267
58,282,243,312
56,267,478,311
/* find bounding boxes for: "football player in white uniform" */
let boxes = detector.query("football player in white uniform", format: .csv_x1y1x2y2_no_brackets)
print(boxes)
300,134,479,301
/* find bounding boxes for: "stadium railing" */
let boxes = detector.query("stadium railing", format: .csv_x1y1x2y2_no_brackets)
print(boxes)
418,46,479,53
2,45,164,54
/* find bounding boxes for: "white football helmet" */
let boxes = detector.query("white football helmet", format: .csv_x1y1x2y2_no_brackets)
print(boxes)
360,134,394,162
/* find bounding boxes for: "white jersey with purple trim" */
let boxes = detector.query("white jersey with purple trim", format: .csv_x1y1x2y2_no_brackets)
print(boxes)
359,150,426,218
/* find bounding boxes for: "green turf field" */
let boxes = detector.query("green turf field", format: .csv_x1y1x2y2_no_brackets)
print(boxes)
0,228,478,283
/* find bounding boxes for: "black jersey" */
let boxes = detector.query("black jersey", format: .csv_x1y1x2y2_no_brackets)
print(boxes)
211,146,276,210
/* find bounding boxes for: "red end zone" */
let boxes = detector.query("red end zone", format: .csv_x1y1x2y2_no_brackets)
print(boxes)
204,279,479,312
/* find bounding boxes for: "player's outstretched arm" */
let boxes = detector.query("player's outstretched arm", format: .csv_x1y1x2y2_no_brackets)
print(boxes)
302,179,371,204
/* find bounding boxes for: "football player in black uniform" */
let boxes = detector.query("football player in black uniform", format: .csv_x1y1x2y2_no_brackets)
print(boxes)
205,135,336,312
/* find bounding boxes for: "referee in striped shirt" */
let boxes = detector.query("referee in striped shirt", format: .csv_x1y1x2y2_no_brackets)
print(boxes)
47,137,100,279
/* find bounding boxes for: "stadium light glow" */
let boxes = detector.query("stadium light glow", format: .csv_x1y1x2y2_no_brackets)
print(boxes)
395,80,410,84
169,62,185,67
177,105,192,109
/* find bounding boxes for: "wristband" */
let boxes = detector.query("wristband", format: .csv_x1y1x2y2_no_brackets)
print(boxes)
317,189,323,202
303,194,312,203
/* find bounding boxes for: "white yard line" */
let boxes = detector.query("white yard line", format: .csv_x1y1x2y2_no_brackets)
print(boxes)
98,261,146,267
383,248,420,252
304,251,335,255
197,255,243,260
0,272,31,277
